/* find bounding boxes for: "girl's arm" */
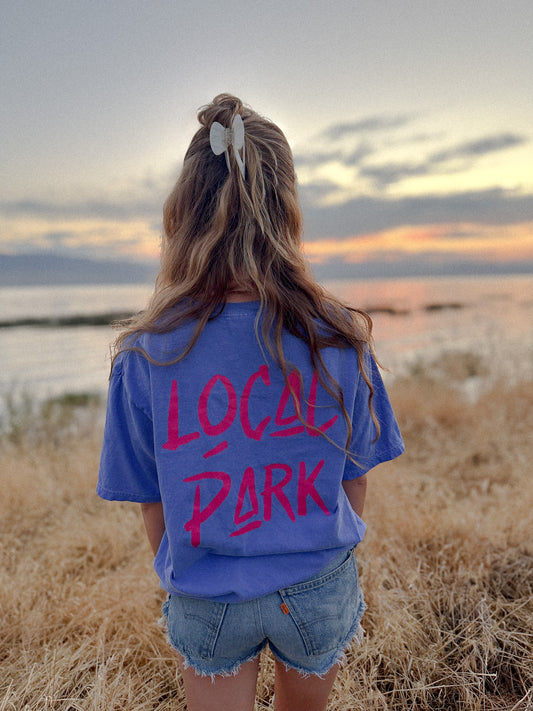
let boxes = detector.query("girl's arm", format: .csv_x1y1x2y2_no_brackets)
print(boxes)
342,474,367,518
140,502,166,556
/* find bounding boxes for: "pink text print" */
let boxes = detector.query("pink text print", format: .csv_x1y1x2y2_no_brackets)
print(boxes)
162,365,338,455
183,459,329,547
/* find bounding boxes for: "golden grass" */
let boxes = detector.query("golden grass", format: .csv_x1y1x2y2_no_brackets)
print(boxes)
1,352,532,710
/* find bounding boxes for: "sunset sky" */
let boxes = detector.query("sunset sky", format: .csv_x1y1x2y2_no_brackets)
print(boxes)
2,0,533,278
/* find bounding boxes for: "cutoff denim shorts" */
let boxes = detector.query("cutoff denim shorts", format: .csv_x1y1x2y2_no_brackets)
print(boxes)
160,549,366,678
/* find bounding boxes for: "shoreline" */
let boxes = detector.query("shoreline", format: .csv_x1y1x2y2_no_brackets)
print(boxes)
0,301,468,329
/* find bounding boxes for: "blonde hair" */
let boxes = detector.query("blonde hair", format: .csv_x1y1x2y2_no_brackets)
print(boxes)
113,94,379,449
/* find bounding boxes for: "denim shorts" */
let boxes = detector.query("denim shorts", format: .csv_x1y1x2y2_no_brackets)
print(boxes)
160,549,366,678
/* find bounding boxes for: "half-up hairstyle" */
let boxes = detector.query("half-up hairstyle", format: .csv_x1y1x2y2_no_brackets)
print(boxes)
113,94,379,455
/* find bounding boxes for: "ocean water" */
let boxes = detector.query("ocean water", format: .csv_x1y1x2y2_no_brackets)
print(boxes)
327,274,533,381
0,275,532,405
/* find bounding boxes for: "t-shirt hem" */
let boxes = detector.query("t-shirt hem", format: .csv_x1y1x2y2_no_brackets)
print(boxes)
342,441,405,480
96,485,161,503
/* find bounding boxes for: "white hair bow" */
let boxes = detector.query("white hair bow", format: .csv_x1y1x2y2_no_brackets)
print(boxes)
209,114,246,179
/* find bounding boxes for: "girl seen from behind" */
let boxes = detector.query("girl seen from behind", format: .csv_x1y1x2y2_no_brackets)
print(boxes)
97,94,404,711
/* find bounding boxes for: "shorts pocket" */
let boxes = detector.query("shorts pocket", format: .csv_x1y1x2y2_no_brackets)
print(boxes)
164,594,228,660
279,552,362,656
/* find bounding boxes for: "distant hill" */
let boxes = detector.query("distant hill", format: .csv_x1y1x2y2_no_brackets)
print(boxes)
0,253,158,286
1,251,532,287
311,257,533,281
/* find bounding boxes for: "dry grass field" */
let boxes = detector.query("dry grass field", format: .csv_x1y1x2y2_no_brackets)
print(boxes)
1,351,532,710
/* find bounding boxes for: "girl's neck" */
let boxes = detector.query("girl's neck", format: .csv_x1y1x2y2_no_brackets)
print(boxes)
225,286,259,303
225,292,259,303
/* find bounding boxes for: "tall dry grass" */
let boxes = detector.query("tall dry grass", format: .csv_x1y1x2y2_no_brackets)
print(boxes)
1,351,532,710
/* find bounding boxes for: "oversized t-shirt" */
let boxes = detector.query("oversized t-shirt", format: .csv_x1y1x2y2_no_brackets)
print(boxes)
97,301,404,602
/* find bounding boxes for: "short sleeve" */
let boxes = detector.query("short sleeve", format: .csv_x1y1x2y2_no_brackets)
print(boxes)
343,351,404,480
97,358,161,502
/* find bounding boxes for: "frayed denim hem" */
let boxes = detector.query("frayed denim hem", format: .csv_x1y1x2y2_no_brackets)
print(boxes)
159,608,266,682
269,610,366,678
176,645,265,683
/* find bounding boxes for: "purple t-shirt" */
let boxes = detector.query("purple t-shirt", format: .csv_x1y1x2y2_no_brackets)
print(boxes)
97,301,404,602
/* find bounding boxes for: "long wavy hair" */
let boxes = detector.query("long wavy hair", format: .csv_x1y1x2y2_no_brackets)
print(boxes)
113,94,379,450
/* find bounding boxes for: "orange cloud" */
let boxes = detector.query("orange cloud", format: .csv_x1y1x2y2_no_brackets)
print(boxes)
303,222,533,263
1,216,160,261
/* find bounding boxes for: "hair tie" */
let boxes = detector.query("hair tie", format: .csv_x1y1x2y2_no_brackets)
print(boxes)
209,114,246,179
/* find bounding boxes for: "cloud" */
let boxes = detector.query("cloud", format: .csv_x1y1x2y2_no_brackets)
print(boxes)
294,113,412,170
42,230,74,246
293,149,346,167
0,209,160,262
300,187,533,240
294,142,374,171
357,132,529,190
342,142,375,167
389,131,446,146
297,178,340,203
358,161,435,188
430,133,527,164
320,114,413,141
0,196,160,221
0,165,174,222
310,254,533,281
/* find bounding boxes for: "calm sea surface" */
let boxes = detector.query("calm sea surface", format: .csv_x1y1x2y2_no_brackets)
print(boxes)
1,275,532,404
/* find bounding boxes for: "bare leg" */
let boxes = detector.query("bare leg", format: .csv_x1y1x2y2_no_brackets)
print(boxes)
273,658,339,711
179,654,260,711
